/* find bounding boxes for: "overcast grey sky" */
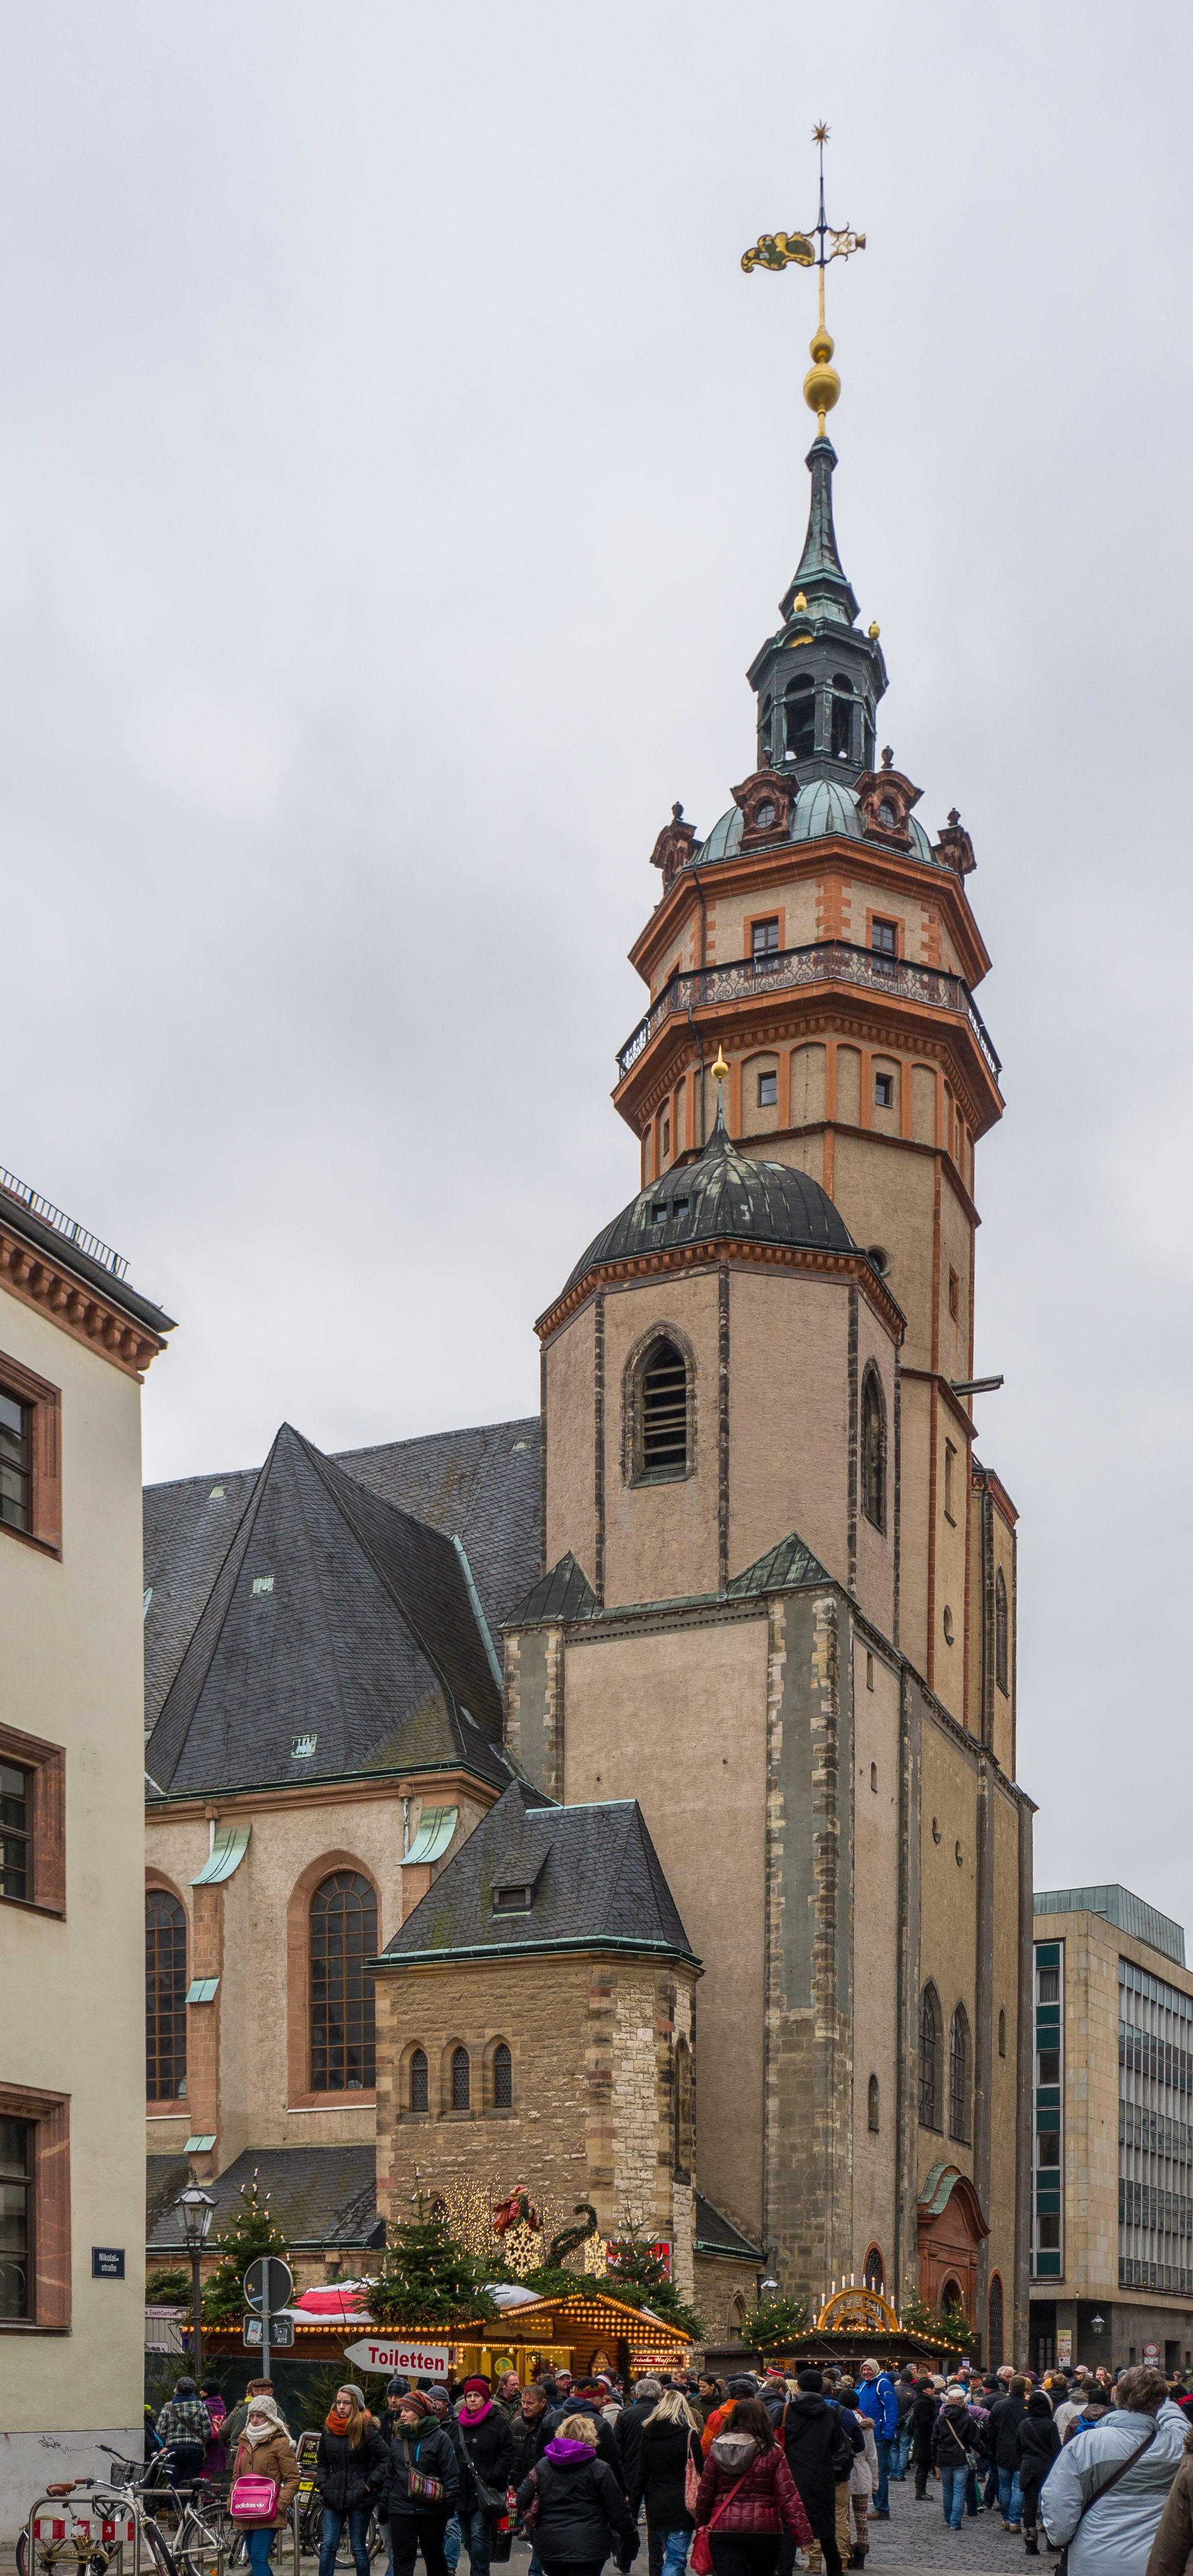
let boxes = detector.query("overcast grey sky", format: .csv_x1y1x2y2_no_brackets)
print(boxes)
4,3,1190,1908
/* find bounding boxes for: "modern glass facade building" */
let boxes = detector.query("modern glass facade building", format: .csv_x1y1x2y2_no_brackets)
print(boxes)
1030,1887,1193,2374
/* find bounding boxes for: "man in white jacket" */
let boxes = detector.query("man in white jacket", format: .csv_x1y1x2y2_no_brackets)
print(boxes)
1040,2366,1186,2574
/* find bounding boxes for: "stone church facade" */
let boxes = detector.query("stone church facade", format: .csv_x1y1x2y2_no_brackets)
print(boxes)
143,416,1033,2363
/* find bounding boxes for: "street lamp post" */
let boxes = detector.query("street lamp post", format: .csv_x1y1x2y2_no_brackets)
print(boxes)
177,2185,216,2384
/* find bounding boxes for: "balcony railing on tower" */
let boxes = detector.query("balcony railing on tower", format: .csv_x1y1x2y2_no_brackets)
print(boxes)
615,938,1001,1085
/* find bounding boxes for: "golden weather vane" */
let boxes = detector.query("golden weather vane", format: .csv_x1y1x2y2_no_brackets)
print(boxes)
741,123,865,436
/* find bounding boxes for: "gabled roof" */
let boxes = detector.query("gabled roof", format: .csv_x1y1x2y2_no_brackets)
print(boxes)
144,1414,540,1732
147,2146,381,2253
725,1529,832,1596
506,1551,598,1626
145,1423,510,1800
376,1778,698,1968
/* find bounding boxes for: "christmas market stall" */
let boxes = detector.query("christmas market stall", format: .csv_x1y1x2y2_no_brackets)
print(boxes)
751,2282,974,2377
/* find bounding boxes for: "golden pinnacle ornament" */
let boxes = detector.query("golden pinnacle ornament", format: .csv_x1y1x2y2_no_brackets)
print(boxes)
742,123,866,436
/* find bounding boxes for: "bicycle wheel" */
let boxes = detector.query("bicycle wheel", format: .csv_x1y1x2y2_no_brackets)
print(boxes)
15,2533,29,2576
142,2515,177,2576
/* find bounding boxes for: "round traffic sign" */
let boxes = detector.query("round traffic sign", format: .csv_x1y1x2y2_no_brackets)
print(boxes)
244,2255,293,2313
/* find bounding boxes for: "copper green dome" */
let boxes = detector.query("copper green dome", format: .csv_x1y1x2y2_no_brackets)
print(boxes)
562,1108,856,1296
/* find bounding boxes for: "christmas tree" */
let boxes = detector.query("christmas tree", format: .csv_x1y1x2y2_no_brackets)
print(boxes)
201,2168,292,2325
601,2217,704,2341
369,2198,497,2331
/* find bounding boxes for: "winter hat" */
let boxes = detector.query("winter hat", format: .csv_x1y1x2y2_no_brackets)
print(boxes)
726,2373,756,2397
797,2370,823,2393
175,2377,198,2396
462,2377,492,2395
425,2386,450,2404
945,2386,968,2403
387,2377,410,2396
246,2393,286,2430
397,2391,430,2417
860,2360,879,2379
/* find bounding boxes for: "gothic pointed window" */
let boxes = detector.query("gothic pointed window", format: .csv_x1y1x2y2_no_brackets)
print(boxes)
949,2004,971,2143
867,2073,880,2132
451,2045,470,2110
861,1368,886,1533
146,1890,188,2101
674,2036,694,2179
785,679,816,762
831,674,853,761
493,2043,513,2108
988,2272,1004,2369
919,1983,941,2129
863,2245,884,2293
310,1870,376,2092
409,2047,429,2112
640,1339,688,1478
995,1567,1009,1695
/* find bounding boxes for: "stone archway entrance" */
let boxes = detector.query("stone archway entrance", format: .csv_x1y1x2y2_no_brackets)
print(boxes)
918,2163,990,2330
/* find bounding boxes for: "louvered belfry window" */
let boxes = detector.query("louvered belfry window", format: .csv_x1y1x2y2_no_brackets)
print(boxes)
642,1340,687,1475
310,1870,376,2091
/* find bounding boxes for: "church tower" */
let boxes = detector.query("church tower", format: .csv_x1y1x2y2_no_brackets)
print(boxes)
504,159,1032,2365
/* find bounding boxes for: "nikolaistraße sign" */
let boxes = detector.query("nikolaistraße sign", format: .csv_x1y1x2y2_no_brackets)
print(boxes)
343,2338,451,2374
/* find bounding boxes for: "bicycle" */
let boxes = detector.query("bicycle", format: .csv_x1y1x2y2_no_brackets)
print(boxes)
19,2465,172,2576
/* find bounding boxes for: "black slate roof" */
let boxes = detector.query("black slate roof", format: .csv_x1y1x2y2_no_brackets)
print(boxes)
559,1109,856,1301
693,2192,765,2261
144,1416,540,1733
377,1778,698,1967
147,2147,381,2253
145,1423,511,1800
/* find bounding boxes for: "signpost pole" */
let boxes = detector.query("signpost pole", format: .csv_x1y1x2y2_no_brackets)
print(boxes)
262,2299,271,2389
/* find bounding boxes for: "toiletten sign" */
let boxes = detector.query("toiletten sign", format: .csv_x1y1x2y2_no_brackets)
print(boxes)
344,2339,451,2375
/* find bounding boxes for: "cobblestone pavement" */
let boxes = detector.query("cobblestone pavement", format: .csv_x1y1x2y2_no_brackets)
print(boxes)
862,2477,1060,2571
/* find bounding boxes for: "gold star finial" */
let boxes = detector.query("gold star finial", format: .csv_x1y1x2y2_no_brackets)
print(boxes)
740,126,865,436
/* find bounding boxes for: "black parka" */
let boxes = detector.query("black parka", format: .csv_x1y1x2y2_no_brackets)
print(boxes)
1017,2395,1061,2511
547,2403,627,2492
457,2405,515,2512
629,2417,704,2531
517,2450,638,2568
988,2392,1028,2470
910,2388,938,2461
776,2398,855,2531
508,2406,551,2491
382,2424,460,2520
315,2421,389,2516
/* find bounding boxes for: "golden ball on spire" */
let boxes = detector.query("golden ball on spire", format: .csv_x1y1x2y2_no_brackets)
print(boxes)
711,1045,730,1083
804,317,840,429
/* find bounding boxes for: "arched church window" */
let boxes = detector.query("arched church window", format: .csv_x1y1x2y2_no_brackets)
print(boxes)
640,1339,688,1478
146,1889,187,2101
409,2047,429,2112
310,1869,376,2092
831,674,853,761
988,2272,1004,2369
863,2245,884,2293
452,2045,470,2109
493,2043,513,2108
995,1567,1009,1695
867,2072,880,2132
949,2004,971,2143
861,1368,886,1532
919,1984,941,2129
785,679,816,762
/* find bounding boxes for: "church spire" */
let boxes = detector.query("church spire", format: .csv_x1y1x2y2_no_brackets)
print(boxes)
780,437,858,626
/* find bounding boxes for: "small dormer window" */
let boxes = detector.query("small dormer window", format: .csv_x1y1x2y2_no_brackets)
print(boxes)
879,799,896,827
493,1883,533,1913
754,800,775,829
652,1203,668,1225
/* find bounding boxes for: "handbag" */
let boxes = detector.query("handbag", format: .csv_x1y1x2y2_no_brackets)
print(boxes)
1054,2421,1156,2575
229,2476,279,2524
691,2463,753,2575
472,2473,510,2517
684,2437,702,2519
402,2440,445,2507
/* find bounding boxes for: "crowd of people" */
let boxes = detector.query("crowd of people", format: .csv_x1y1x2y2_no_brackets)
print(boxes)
147,2348,1193,2576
